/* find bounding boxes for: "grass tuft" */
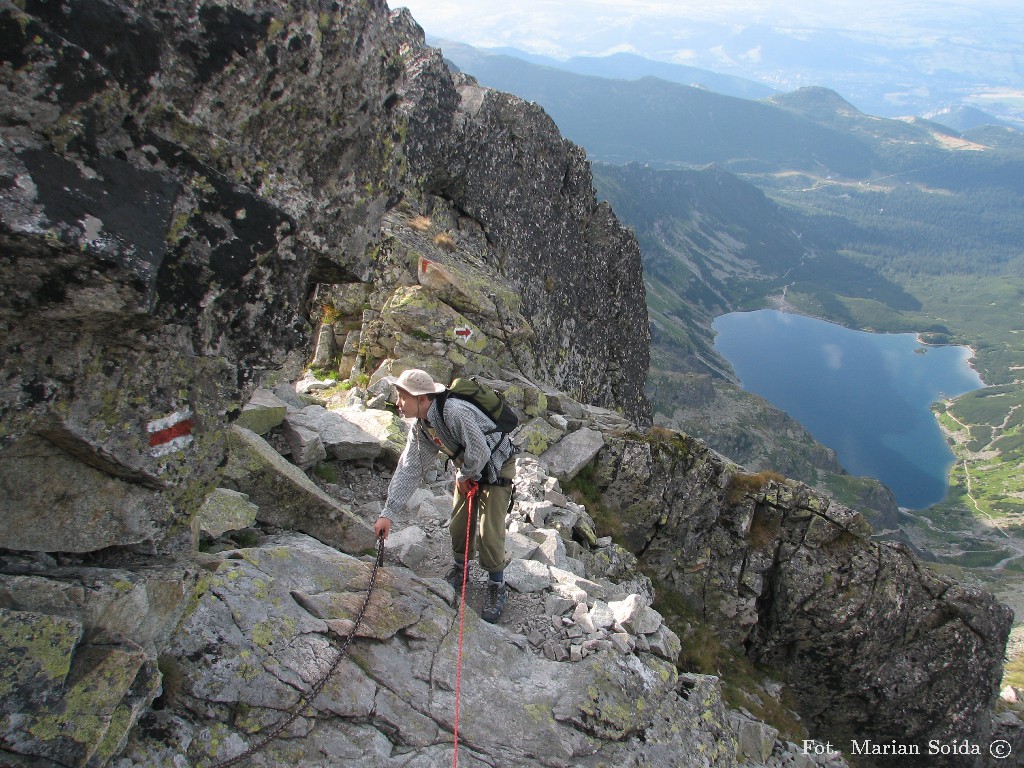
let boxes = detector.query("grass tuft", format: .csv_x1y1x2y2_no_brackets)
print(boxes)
725,470,787,505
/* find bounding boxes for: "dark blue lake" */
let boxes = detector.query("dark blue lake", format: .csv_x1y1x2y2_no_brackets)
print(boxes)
712,309,984,509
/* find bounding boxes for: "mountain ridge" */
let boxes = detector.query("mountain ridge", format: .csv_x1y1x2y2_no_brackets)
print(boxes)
418,10,1024,127
432,38,778,101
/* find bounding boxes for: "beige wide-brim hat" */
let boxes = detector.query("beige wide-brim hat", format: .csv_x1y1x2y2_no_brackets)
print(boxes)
393,368,446,397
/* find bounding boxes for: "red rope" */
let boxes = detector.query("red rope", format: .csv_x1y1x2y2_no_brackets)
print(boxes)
453,481,478,768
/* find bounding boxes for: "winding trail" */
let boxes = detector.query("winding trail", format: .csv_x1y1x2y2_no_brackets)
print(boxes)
928,405,1024,569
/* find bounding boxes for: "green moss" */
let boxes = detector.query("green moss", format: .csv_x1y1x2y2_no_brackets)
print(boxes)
28,647,147,752
1003,653,1024,690
111,579,135,593
166,212,191,244
180,572,213,624
251,620,275,649
312,462,339,483
0,610,77,695
252,578,271,601
233,702,268,734
523,430,553,455
237,660,262,682
267,18,285,38
95,701,136,762
519,694,554,723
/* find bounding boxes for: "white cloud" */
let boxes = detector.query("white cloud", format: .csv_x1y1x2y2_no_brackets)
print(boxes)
822,343,844,370
595,42,643,56
668,49,699,64
739,45,763,64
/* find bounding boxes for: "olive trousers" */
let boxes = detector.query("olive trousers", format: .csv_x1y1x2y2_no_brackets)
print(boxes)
449,459,515,575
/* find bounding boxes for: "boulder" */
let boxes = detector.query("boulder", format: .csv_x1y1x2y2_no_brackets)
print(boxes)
386,525,431,570
223,426,375,555
284,406,381,462
0,564,197,656
646,623,683,663
529,528,567,567
587,600,617,630
610,593,663,635
197,488,259,539
281,419,327,469
0,608,160,768
504,530,539,561
272,383,307,409
235,389,289,435
0,434,172,553
515,417,565,456
295,373,338,395
505,559,552,593
310,323,336,369
550,566,608,604
729,712,779,764
334,405,406,462
540,427,605,481
116,534,739,768
518,500,560,527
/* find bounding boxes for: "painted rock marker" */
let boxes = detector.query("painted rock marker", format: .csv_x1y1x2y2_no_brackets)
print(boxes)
147,410,194,457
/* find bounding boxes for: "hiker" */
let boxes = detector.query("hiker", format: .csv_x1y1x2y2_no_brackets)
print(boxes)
373,368,516,623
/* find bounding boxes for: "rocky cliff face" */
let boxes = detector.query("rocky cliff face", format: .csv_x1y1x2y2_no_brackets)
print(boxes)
397,52,650,420
0,0,648,552
593,433,1013,764
0,1,1012,767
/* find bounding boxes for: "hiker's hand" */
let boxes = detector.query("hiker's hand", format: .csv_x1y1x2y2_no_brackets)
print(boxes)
374,516,391,540
456,477,479,496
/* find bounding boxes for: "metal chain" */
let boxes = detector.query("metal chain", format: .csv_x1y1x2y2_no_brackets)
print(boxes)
206,534,385,768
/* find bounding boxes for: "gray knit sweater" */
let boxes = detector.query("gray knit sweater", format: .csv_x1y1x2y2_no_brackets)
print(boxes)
380,397,514,521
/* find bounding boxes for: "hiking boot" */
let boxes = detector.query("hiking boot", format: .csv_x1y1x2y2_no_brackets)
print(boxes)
444,564,465,591
482,580,507,623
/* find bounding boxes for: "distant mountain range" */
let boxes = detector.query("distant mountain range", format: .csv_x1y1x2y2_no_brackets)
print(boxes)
923,105,1021,132
436,39,1021,134
425,8,1024,128
438,41,1022,175
439,41,777,102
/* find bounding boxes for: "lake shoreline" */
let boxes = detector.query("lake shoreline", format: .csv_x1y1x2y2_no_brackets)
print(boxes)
714,309,984,509
762,294,987,388
915,333,986,387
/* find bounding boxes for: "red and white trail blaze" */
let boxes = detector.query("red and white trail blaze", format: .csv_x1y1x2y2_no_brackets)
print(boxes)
147,410,194,457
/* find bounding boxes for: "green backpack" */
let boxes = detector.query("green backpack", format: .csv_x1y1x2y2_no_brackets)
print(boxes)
437,377,519,437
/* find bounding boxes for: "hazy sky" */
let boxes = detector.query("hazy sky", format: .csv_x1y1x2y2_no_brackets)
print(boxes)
393,0,1024,61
